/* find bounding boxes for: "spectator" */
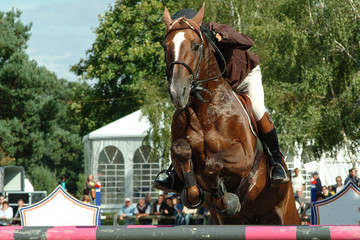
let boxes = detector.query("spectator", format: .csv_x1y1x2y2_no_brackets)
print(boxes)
316,194,324,201
180,206,197,225
196,206,212,225
160,196,175,225
81,195,91,204
58,175,66,190
151,195,165,215
134,198,151,225
312,172,322,198
145,194,152,206
295,189,310,214
328,185,335,195
344,168,359,187
321,186,332,199
300,214,310,225
173,197,184,225
85,174,96,204
0,195,5,210
333,176,344,193
13,199,24,226
118,198,135,225
0,201,13,226
292,168,305,196
14,199,24,217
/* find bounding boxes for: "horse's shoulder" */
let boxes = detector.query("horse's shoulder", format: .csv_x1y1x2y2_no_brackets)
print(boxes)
172,108,201,126
172,108,204,141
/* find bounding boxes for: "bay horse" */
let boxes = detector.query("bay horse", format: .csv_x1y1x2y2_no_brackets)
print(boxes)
163,3,300,225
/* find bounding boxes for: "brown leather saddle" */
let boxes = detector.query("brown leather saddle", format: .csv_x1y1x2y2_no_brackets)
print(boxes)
237,94,259,136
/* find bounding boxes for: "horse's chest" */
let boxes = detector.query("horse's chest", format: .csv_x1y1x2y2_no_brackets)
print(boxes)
203,128,230,154
188,127,230,156
174,108,236,156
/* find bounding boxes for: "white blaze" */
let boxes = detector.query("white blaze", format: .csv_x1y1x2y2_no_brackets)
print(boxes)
170,31,186,90
173,31,185,61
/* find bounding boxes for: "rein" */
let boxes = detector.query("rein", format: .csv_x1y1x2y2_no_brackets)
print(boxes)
165,19,227,103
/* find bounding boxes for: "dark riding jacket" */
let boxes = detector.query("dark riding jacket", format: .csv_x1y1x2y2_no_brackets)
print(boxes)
206,22,259,89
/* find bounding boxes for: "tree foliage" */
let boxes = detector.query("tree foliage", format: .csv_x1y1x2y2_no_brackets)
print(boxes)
72,0,166,135
244,0,360,158
29,165,58,194
0,9,85,194
73,0,360,164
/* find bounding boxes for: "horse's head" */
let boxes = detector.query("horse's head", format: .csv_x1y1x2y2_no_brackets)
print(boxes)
163,3,206,109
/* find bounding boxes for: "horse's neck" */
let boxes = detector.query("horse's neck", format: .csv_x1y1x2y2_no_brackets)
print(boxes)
194,44,235,108
192,44,257,143
201,44,224,86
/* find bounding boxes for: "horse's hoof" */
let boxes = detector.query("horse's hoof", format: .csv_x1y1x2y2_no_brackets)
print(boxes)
218,193,241,216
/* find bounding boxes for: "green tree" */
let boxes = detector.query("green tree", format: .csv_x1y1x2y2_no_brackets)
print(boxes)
0,9,31,66
241,0,360,162
75,173,86,199
71,0,172,162
73,0,360,166
0,9,85,194
72,0,164,135
29,165,58,194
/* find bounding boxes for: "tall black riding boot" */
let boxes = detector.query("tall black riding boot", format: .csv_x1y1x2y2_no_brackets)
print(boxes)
152,167,183,193
258,113,289,185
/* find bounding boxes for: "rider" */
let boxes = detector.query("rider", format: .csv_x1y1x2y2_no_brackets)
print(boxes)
154,9,289,192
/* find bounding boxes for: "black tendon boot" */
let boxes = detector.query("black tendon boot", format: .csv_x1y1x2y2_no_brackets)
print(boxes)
261,128,290,185
152,168,183,193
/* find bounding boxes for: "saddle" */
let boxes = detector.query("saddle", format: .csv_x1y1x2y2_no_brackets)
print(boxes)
237,94,259,136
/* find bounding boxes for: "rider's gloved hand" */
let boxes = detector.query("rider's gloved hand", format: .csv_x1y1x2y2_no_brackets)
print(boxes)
200,25,218,43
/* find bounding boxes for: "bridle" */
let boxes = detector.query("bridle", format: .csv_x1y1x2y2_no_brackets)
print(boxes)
165,18,226,103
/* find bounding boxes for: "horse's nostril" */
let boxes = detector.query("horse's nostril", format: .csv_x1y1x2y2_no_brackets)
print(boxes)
182,87,186,97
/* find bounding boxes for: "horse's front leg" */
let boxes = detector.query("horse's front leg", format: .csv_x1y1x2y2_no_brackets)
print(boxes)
202,143,253,216
171,139,203,208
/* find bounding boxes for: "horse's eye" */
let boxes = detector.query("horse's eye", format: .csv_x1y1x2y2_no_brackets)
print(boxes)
192,42,200,51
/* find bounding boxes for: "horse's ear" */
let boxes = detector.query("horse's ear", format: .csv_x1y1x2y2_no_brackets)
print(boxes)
163,6,172,30
192,2,205,26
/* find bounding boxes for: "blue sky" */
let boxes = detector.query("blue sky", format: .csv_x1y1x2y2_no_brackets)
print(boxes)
1,0,114,82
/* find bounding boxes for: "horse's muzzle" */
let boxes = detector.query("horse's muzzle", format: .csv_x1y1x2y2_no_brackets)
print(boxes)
169,83,190,109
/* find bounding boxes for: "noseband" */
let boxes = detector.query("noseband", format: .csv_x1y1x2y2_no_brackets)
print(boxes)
165,19,226,103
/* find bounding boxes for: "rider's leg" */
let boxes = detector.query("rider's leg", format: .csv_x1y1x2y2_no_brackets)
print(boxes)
257,112,289,183
234,65,288,184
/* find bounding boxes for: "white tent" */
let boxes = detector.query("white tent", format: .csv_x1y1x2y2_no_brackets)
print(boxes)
83,110,161,210
83,110,151,140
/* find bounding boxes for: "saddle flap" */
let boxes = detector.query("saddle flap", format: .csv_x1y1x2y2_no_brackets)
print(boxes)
237,94,259,136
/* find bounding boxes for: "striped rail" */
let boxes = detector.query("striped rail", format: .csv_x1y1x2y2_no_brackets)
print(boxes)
1,225,360,240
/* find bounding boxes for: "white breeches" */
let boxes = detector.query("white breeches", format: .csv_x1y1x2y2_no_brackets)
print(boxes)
233,65,266,121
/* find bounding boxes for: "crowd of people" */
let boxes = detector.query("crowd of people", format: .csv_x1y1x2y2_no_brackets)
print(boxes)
81,173,211,226
291,167,359,225
0,196,24,226
118,194,211,226
1,170,355,227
